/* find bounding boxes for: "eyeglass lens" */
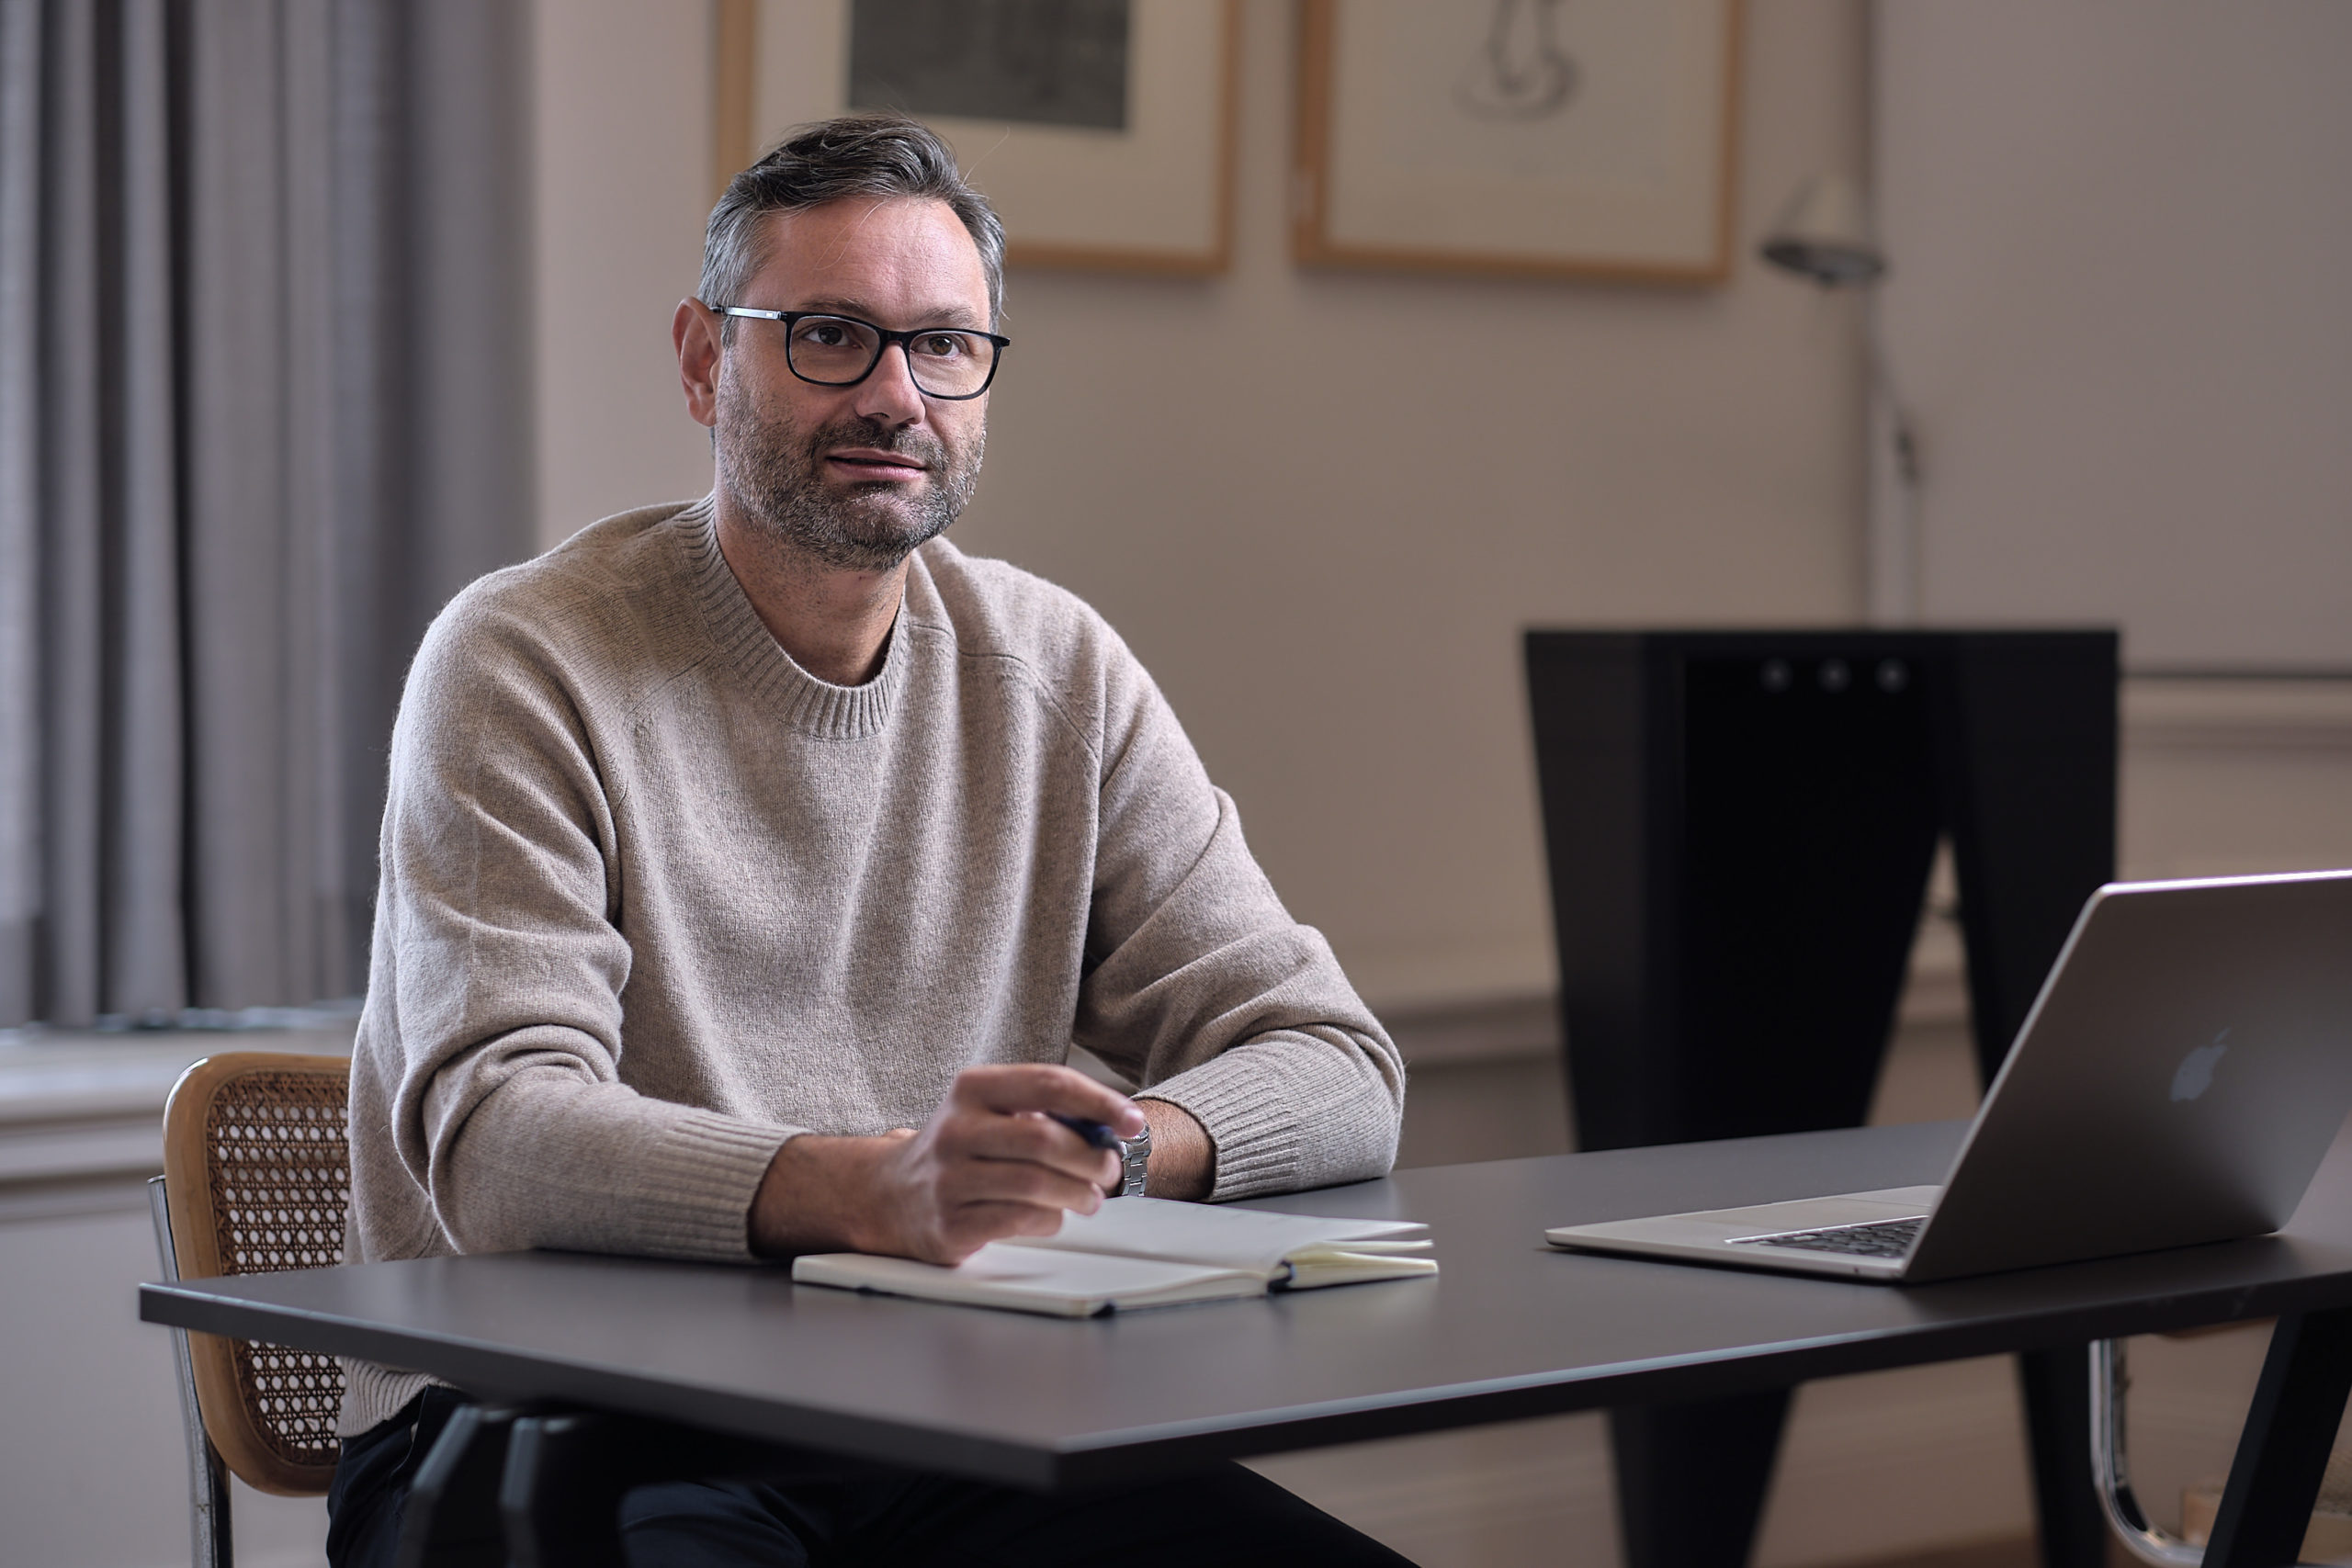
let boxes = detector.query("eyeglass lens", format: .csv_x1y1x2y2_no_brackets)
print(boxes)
786,316,995,398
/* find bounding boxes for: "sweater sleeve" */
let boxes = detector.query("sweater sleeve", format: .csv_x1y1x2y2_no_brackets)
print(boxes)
1070,649,1405,1200
356,599,793,1262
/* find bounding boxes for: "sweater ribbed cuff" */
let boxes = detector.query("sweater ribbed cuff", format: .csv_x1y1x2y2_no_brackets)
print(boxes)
1139,1048,1307,1201
627,1109,799,1262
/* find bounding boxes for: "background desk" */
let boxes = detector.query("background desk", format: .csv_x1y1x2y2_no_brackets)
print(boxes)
143,1122,2352,1557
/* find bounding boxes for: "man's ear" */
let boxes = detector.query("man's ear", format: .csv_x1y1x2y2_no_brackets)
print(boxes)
674,298,723,429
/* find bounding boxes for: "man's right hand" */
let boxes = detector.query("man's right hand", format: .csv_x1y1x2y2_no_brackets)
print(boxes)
747,1064,1146,1265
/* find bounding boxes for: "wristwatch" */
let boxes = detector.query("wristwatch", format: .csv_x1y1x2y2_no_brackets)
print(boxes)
1114,1121,1151,1198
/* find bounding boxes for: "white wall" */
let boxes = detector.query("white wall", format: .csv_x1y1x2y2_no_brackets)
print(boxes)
2122,680,2352,882
1876,1,2352,671
533,0,1875,1013
531,0,721,538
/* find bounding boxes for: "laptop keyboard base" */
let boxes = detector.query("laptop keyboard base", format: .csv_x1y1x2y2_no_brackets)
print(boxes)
1726,1216,1928,1259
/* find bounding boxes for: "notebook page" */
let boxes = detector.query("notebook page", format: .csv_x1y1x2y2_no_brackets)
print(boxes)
1002,1196,1429,1276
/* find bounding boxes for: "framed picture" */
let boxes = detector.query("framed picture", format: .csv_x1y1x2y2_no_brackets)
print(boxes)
731,0,1239,274
1295,0,1742,285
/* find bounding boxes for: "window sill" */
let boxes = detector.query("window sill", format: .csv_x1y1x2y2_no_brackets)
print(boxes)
0,1026,355,1197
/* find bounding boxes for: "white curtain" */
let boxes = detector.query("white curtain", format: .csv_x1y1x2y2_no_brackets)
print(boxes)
0,0,533,1026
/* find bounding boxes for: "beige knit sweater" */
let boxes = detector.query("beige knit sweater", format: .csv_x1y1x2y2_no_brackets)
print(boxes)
338,500,1405,1435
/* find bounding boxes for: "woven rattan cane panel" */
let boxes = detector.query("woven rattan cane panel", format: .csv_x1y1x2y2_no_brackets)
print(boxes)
202,1069,352,1472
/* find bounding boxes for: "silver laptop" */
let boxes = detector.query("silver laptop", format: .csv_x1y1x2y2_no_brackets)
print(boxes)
1545,870,2352,1283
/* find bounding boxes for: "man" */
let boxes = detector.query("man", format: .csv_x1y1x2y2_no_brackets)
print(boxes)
327,115,1408,1566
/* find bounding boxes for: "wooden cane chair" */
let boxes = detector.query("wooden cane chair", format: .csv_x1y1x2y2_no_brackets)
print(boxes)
148,1052,353,1568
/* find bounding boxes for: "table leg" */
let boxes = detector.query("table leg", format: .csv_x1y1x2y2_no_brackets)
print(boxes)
499,1408,760,1566
1610,1389,1792,1568
2201,1306,2352,1568
394,1404,526,1568
502,1414,630,1568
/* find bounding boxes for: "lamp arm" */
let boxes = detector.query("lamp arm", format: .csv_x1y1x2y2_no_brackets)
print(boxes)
1861,305,1922,490
1859,291,1924,625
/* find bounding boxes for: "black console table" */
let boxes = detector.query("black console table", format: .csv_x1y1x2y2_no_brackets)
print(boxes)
1525,628,2119,1568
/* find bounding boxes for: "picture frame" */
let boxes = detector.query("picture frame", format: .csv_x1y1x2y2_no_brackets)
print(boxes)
727,0,1239,275
1295,0,1743,285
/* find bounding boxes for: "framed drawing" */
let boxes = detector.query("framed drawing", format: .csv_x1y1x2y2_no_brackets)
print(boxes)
1295,0,1742,284
735,0,1239,274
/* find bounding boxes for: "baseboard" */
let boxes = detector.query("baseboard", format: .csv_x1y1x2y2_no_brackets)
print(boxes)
2125,674,2352,750
1382,992,1558,1066
1341,935,1555,1018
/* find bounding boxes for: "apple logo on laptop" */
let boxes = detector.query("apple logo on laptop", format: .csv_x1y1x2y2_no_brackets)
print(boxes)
2172,1029,2231,1102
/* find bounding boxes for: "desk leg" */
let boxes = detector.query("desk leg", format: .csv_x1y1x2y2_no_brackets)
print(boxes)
502,1414,629,1568
1611,1389,1792,1568
395,1404,526,1568
2201,1306,2352,1568
500,1409,753,1567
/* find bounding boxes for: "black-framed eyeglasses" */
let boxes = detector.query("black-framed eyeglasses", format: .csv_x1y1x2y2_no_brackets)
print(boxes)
716,307,1010,400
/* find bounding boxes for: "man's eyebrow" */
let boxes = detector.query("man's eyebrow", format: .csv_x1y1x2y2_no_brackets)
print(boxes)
796,297,989,329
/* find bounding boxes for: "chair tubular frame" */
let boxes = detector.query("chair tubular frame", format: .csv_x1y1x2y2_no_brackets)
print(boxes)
2096,1328,2352,1568
2095,1337,2211,1566
150,1173,234,1568
152,1051,355,1568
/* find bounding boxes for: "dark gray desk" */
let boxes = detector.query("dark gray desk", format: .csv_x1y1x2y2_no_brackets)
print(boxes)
143,1122,2352,1563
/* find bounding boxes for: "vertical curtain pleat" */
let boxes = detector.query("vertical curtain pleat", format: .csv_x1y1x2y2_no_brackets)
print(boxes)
183,0,301,1008
322,0,535,972
405,2,535,611
281,0,338,1003
104,0,186,1013
329,0,406,959
0,0,48,1021
0,0,532,1028
38,0,105,1022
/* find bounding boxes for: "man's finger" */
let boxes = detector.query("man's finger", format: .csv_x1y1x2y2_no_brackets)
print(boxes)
948,1063,1144,1134
943,1109,1123,1184
941,1156,1109,1217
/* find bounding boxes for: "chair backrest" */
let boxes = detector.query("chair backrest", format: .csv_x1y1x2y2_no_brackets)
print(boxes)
161,1052,353,1496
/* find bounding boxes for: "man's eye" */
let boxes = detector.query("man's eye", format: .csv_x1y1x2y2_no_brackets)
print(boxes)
796,321,854,347
914,333,968,359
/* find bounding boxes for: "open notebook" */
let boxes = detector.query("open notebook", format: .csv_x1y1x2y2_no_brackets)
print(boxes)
792,1197,1436,1317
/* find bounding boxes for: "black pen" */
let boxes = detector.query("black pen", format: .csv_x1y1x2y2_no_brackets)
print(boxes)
1047,1111,1122,1150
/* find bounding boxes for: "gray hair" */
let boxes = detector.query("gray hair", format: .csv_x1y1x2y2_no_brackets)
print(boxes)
699,115,1006,334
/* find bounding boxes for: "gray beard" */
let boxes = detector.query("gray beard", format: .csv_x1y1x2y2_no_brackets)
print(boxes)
716,389,984,574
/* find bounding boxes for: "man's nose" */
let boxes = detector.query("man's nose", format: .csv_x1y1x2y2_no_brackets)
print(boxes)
854,342,927,428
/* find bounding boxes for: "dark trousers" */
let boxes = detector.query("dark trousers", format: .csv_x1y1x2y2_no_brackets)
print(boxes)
327,1389,1415,1568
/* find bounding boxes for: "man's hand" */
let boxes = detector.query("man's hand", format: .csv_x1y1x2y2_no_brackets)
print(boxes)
749,1065,1146,1265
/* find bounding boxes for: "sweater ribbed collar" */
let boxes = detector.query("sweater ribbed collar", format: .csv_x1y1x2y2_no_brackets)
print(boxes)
674,498,911,741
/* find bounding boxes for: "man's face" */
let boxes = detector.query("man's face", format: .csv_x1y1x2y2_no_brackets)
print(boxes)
710,197,993,572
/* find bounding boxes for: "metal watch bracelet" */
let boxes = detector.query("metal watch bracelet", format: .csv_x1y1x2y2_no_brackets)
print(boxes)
1114,1122,1150,1197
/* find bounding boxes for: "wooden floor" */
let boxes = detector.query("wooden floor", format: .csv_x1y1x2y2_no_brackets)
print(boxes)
1862,1535,2150,1568
1857,1541,2035,1568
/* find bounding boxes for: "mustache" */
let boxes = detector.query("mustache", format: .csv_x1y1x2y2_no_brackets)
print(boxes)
808,417,944,467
